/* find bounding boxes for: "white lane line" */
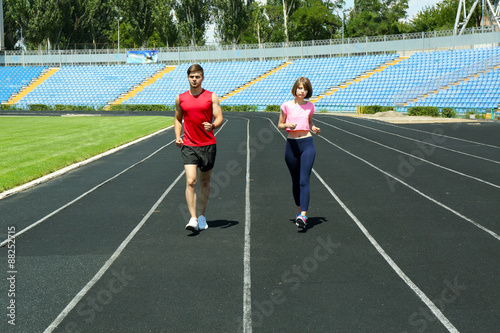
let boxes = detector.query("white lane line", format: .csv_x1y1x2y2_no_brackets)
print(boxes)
329,115,500,165
0,138,177,248
312,170,459,333
316,119,500,189
358,116,500,150
317,134,500,241
0,121,230,248
243,118,252,333
43,170,186,332
265,118,460,332
0,125,174,201
43,120,229,331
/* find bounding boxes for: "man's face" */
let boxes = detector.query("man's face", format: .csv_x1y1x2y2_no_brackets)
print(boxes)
188,71,204,88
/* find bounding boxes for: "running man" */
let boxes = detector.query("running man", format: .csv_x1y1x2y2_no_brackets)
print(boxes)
175,64,223,231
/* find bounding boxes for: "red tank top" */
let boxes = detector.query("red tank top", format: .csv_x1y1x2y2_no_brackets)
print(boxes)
179,89,216,147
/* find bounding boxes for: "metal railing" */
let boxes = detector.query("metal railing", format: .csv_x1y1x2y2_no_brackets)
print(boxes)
1,26,499,67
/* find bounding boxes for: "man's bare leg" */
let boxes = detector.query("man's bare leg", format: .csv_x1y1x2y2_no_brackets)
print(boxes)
184,164,198,219
198,169,213,216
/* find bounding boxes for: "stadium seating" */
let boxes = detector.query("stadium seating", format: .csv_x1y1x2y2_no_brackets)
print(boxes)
316,47,500,111
408,63,500,110
415,67,500,109
0,66,47,103
3,46,500,112
225,55,397,109
123,60,283,105
15,64,164,108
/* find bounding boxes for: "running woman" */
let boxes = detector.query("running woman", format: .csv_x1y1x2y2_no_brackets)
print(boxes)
278,77,321,229
175,64,223,232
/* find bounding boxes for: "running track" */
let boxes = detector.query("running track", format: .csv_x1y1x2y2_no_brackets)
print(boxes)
0,112,498,333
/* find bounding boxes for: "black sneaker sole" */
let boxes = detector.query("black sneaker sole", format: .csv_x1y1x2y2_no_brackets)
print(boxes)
186,225,198,232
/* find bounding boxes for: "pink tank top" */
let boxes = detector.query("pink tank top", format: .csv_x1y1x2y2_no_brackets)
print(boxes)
281,101,315,132
179,89,216,146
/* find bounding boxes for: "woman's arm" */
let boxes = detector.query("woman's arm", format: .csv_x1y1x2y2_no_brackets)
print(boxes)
309,113,320,135
278,109,296,130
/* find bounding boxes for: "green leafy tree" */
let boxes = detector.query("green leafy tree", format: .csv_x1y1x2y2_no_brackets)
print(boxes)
60,0,115,49
290,0,341,41
408,0,480,33
4,0,116,49
152,0,178,47
3,0,19,49
116,0,159,47
267,0,303,42
346,0,408,37
4,0,64,49
264,1,286,42
173,0,210,46
81,0,115,47
239,2,271,44
212,0,254,45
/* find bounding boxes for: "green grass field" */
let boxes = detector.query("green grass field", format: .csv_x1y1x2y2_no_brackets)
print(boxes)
0,116,174,192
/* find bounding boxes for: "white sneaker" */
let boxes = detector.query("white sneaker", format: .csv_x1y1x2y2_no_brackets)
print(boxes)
198,215,209,230
185,217,198,231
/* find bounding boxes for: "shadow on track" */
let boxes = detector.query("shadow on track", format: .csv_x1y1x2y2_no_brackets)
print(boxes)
186,219,240,236
288,216,328,232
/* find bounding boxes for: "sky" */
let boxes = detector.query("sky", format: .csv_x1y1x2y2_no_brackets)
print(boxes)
206,0,442,44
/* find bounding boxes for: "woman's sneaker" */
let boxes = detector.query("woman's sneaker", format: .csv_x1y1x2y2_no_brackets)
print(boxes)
295,215,308,229
185,217,199,231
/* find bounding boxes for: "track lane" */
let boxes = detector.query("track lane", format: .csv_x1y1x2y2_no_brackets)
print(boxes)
49,117,249,332
312,114,500,332
0,130,179,246
0,112,498,333
315,115,500,236
0,134,184,332
249,116,453,332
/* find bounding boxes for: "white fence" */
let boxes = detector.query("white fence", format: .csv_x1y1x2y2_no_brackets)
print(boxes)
1,27,499,67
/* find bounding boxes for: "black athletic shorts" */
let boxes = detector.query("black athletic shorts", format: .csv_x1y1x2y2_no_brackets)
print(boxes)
181,144,217,172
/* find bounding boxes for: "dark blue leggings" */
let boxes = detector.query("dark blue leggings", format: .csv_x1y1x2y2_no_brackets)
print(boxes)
285,137,316,212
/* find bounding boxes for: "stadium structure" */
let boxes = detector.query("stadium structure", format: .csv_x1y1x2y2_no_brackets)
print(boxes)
0,26,499,115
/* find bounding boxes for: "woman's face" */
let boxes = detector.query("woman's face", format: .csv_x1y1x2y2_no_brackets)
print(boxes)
295,83,308,99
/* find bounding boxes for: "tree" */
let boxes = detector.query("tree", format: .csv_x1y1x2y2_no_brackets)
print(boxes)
290,0,341,41
5,0,65,49
173,0,210,46
346,0,408,37
407,0,479,33
238,2,270,44
212,0,253,45
59,0,115,49
267,0,303,42
3,0,117,50
117,0,158,48
80,0,115,48
152,0,178,47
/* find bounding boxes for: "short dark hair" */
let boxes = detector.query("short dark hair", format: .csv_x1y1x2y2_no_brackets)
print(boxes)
187,64,204,77
291,77,313,99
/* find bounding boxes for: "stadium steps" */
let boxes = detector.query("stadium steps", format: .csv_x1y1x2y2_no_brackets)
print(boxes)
310,56,409,103
105,65,176,109
220,61,292,102
401,68,495,106
5,68,59,105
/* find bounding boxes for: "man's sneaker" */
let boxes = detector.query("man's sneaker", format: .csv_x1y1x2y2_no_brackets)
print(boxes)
185,217,198,231
198,215,209,230
295,215,308,229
